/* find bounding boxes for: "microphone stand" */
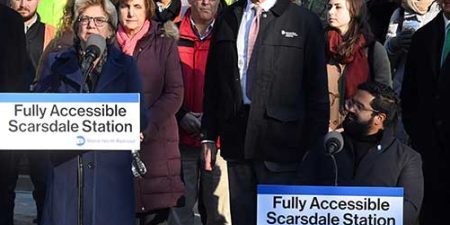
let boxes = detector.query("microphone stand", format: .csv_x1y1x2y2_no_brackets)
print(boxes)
79,61,95,93
77,60,95,225
324,132,343,187
329,154,339,186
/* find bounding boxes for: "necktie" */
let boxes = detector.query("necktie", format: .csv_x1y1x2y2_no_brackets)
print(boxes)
442,24,450,67
247,6,263,66
246,6,263,100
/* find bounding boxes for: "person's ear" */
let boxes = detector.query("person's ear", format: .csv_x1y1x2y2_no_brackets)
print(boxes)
374,112,386,126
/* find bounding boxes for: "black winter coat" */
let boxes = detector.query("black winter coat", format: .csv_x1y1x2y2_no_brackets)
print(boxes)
301,129,424,225
0,5,27,92
202,0,329,162
401,12,450,225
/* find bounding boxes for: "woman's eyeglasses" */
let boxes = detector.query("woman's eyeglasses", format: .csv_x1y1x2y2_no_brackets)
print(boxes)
78,16,109,27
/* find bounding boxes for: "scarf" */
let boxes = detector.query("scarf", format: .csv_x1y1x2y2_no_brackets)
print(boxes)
328,29,369,99
402,0,434,15
116,20,151,56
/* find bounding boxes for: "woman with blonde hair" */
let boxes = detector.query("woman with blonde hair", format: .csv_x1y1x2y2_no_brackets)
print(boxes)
42,0,77,53
34,0,77,87
36,0,145,224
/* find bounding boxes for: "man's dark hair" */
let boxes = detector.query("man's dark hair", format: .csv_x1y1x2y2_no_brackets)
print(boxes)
358,81,400,127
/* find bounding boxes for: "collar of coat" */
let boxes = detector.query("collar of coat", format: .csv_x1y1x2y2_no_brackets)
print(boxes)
179,9,214,42
135,20,167,50
343,128,396,153
233,0,290,17
114,20,171,54
50,45,131,91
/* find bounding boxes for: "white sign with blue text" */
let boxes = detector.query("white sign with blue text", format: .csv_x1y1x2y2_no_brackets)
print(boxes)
0,93,140,150
257,185,403,225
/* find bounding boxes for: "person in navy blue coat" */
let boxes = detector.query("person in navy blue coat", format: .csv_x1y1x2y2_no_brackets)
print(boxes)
34,0,146,225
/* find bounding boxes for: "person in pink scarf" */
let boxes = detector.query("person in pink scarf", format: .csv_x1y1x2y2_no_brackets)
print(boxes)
115,0,185,225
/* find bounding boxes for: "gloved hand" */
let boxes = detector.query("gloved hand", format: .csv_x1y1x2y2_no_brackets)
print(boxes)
131,150,147,178
388,30,414,53
180,112,203,140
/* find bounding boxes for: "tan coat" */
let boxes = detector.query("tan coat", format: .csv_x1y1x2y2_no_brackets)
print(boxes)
327,41,392,130
327,62,346,130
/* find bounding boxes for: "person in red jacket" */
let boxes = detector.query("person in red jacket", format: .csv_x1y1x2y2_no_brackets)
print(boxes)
170,0,231,224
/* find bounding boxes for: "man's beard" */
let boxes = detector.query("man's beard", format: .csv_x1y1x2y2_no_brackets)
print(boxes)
342,113,373,139
22,12,37,22
17,7,36,22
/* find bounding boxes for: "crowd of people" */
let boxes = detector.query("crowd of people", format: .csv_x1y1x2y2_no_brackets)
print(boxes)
0,0,449,224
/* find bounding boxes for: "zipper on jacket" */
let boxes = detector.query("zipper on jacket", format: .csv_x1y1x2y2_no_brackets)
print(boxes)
77,154,84,225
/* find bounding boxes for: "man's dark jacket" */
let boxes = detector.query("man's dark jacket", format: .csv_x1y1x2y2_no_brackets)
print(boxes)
202,0,329,161
301,129,423,225
0,4,27,92
400,12,450,225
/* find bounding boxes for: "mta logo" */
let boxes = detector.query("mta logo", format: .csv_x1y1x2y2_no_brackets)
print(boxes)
76,136,86,146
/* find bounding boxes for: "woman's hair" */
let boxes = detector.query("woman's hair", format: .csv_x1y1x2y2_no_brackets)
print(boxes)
328,0,374,59
72,0,118,37
58,0,77,35
115,0,156,20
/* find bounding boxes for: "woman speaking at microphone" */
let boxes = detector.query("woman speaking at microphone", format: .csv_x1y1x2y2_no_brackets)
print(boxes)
35,0,146,225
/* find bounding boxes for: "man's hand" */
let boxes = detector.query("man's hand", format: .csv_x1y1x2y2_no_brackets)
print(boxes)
201,141,217,171
180,112,201,135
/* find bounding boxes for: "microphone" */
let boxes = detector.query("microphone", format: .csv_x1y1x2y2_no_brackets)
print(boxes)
82,34,106,71
323,131,344,186
80,34,106,92
324,131,344,155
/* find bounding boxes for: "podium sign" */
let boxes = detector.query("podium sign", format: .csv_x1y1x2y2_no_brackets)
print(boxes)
0,93,140,150
257,185,403,225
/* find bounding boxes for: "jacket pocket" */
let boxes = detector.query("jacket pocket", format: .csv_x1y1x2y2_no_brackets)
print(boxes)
265,106,302,122
263,107,305,146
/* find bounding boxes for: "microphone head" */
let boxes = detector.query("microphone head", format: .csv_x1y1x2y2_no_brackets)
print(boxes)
85,34,106,58
324,131,344,155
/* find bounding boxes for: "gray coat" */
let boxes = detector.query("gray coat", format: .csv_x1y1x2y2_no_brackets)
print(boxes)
369,41,393,87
